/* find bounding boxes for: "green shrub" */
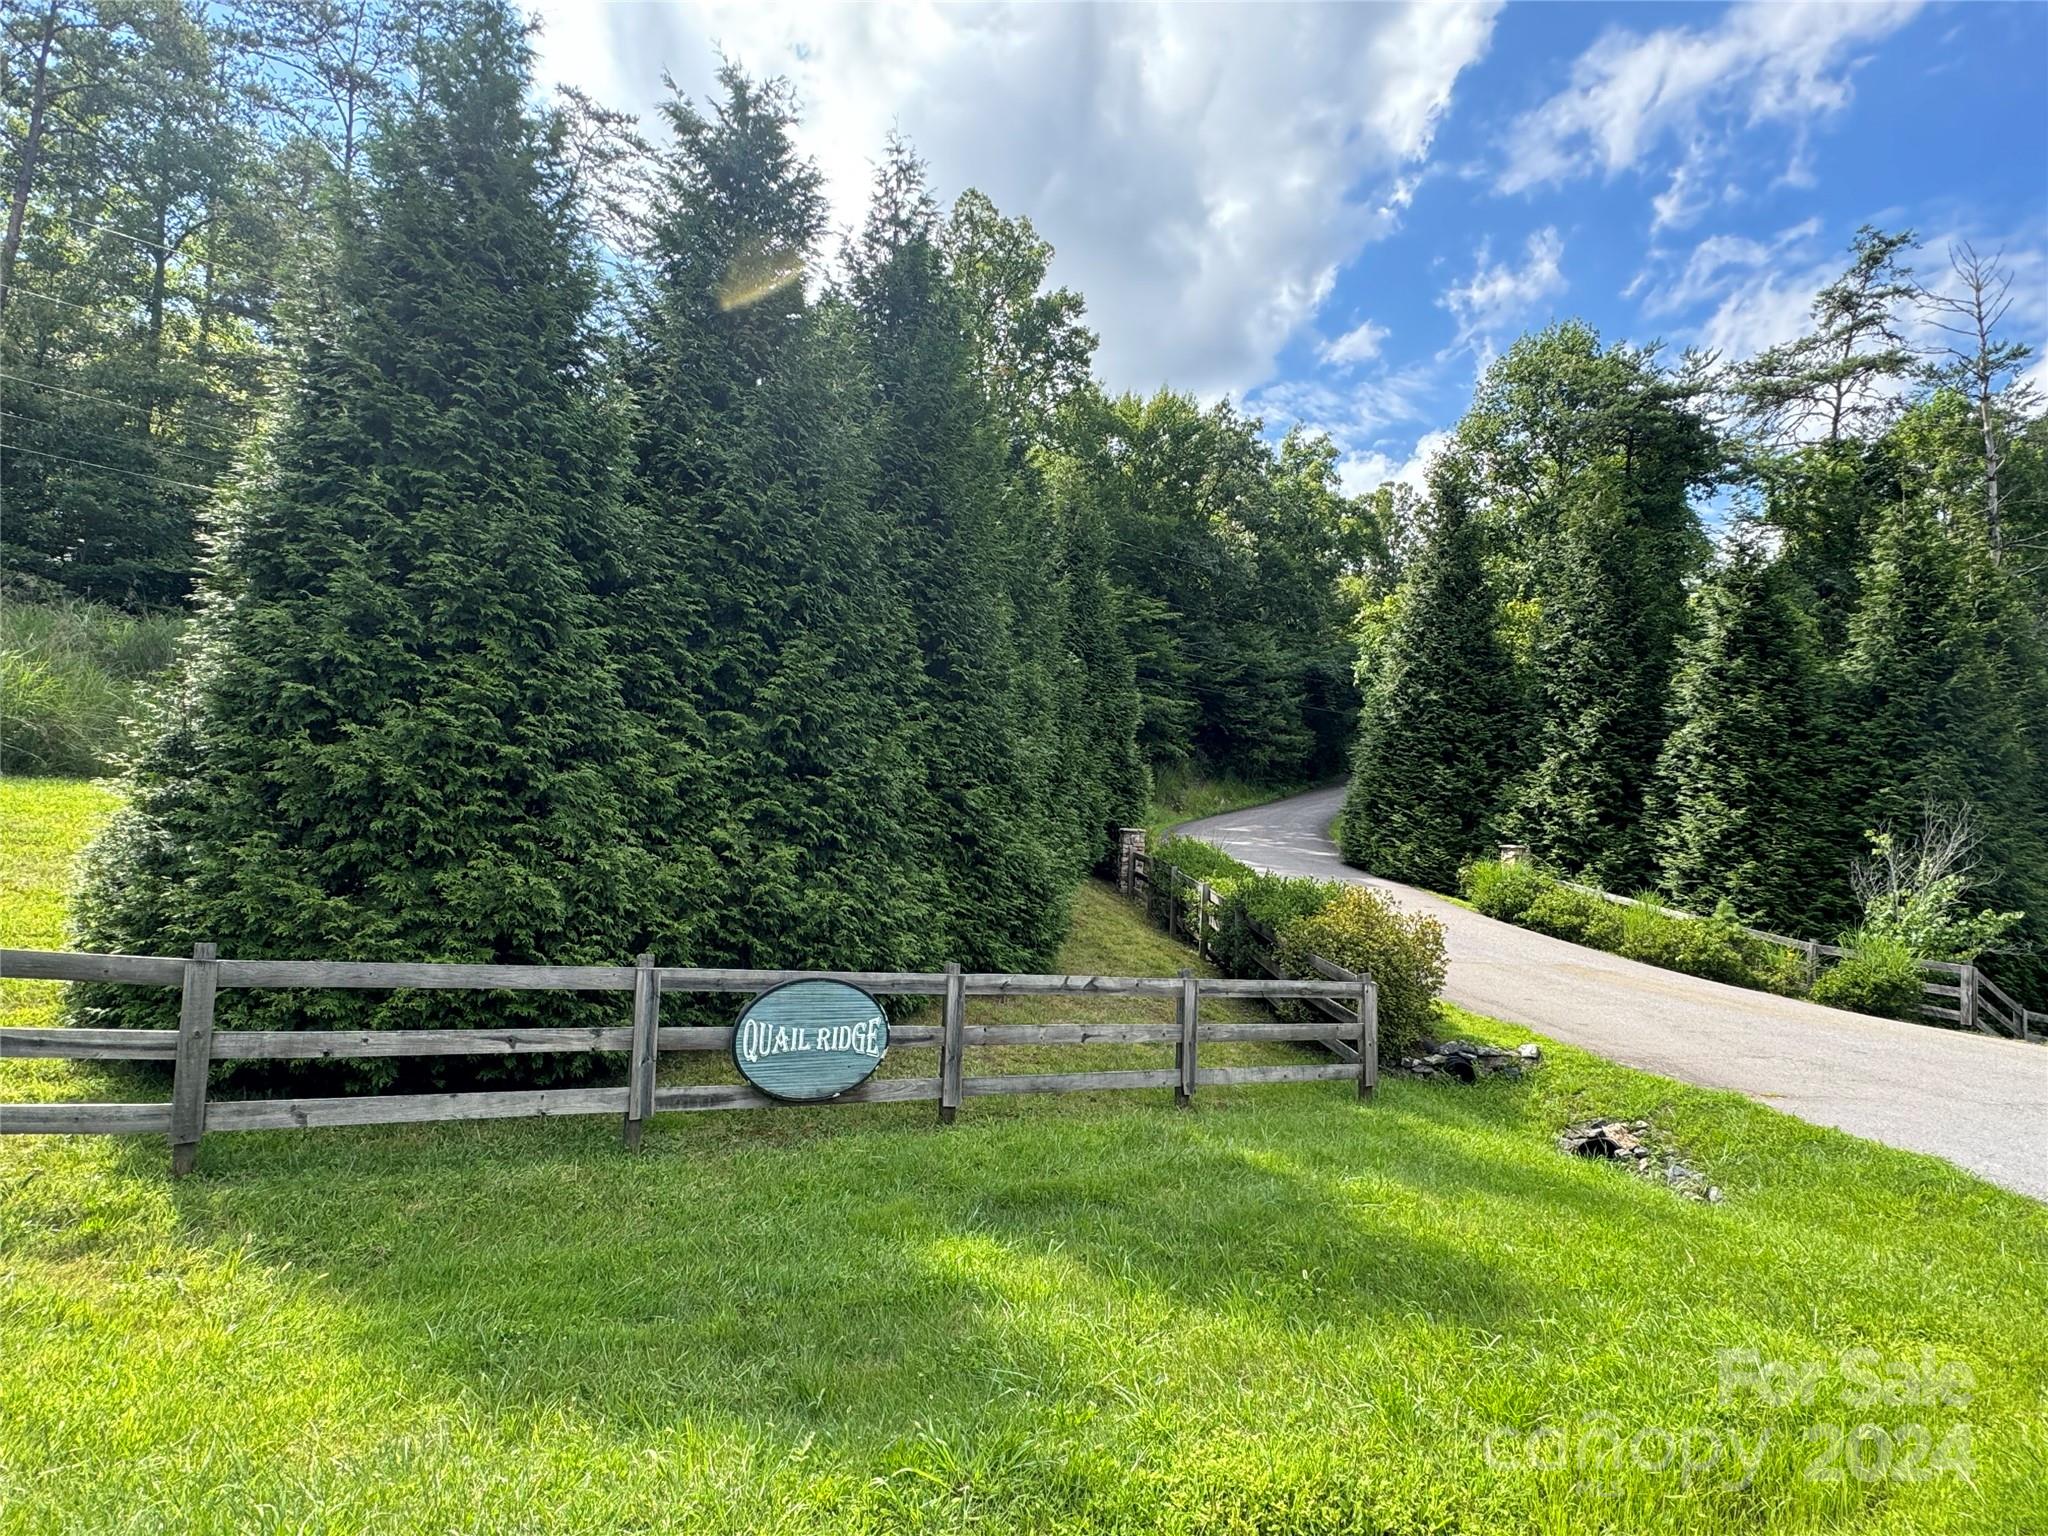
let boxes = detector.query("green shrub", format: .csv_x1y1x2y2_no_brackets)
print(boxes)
1146,836,1256,935
1810,934,1926,1021
0,594,183,775
1520,885,1626,951
1460,858,1552,922
1667,906,1756,987
1745,940,1812,997
1148,835,1254,888
1469,858,1820,998
1213,873,1335,977
1616,901,1686,970
1278,885,1447,1058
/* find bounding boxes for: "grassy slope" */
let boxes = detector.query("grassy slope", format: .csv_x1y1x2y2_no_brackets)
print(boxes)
1142,768,1317,839
1,776,2044,1535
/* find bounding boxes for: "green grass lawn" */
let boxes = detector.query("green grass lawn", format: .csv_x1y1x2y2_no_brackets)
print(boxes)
2,775,2045,1534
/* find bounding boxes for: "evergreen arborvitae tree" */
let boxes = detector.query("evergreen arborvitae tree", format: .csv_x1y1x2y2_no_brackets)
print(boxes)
625,68,939,975
1515,495,1686,888
1338,458,1520,891
1050,466,1148,865
846,143,1062,969
1843,492,2048,953
1456,323,1716,887
69,1,653,1073
1654,537,1844,932
935,185,1139,873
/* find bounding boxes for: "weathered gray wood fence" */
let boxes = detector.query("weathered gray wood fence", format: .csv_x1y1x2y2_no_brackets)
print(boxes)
1117,838,1375,1071
0,947,1378,1174
1538,875,2041,1042
1119,826,2042,1043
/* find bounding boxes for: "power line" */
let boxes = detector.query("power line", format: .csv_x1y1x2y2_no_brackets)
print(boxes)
0,284,114,317
0,441,216,495
0,368,254,423
77,218,179,255
0,409,219,469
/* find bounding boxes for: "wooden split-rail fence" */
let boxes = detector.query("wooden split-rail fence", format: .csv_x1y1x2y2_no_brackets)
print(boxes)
1119,828,2043,1043
0,946,1378,1175
1116,841,1369,1060
1537,876,2043,1043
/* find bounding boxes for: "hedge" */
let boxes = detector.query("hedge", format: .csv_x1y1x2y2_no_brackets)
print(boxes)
1460,859,1816,1001
1810,932,1924,1021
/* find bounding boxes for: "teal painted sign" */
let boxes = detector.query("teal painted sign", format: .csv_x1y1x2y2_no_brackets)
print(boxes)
732,979,890,1102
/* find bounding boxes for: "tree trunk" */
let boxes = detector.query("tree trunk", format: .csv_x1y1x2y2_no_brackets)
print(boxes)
0,0,61,317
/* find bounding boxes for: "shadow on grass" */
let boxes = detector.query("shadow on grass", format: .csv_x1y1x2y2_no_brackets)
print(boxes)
133,1086,1543,1436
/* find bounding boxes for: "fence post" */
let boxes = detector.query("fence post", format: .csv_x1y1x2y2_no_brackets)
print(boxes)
1959,964,1981,1034
623,953,658,1150
939,962,965,1125
169,941,218,1177
1356,977,1378,1101
1175,968,1198,1108
1801,940,1820,990
1195,881,1213,960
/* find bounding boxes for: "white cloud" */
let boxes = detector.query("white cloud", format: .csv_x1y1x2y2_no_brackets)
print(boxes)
1440,227,1566,349
1497,2,1922,217
1254,363,1437,449
1639,221,2048,379
1319,318,1390,369
1336,428,1452,496
1699,270,1830,364
1249,362,1443,500
524,1,1500,398
1636,218,1824,320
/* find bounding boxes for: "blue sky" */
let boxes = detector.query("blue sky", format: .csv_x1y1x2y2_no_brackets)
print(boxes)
527,1,2048,491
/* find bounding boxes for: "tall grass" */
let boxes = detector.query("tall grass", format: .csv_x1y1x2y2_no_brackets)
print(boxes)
0,595,183,775
1143,766,1311,835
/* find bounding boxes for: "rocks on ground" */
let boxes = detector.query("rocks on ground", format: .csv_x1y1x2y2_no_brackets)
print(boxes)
1558,1118,1723,1203
1396,1039,1542,1082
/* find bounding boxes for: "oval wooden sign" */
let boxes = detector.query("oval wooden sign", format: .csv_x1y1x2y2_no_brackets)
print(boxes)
732,978,890,1102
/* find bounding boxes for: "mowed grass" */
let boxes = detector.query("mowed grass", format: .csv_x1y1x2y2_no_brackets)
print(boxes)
2,778,2046,1534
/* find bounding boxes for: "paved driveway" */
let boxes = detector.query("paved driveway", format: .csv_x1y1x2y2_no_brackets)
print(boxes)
1178,785,2048,1201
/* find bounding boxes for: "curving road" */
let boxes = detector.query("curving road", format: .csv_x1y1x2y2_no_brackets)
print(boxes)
1179,785,2048,1201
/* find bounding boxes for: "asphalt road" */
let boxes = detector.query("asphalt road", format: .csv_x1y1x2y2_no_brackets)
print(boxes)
1178,785,2048,1201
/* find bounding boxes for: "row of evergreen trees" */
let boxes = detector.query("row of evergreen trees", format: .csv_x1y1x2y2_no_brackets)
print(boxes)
68,6,1159,1042
1340,239,2048,996
5,0,1365,791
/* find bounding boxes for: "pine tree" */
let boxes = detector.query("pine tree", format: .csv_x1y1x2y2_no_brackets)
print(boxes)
625,67,939,975
70,1,654,1072
1654,537,1844,932
1337,457,1521,891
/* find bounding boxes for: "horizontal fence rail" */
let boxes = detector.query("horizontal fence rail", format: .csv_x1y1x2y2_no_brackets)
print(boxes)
1123,827,2042,1044
0,946,1378,1173
1544,880,2039,1042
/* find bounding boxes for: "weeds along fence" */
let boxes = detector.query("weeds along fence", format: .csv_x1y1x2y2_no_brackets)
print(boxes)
0,947,1378,1175
1117,837,1225,962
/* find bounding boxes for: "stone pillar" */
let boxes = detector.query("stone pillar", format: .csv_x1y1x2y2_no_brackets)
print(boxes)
1115,827,1146,894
